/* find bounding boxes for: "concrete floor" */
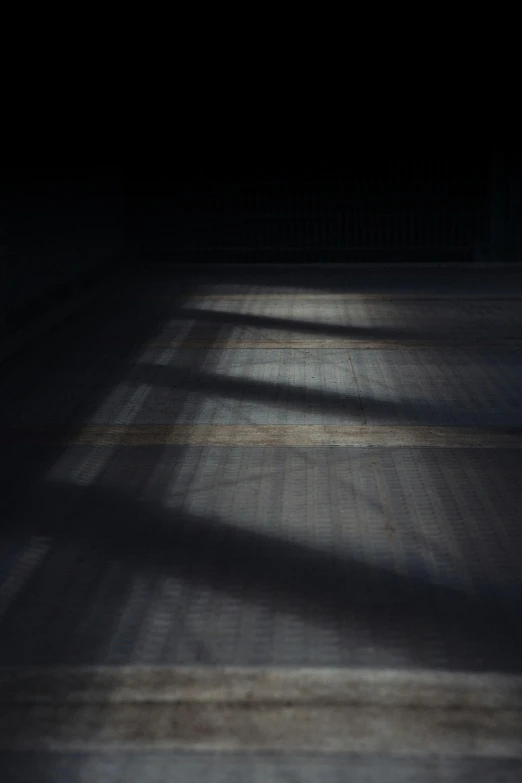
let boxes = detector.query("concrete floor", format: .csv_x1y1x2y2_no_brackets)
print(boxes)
1,263,522,780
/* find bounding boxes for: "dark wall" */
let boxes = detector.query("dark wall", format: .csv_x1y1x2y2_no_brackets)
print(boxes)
0,169,124,325
490,144,522,264
126,141,498,265
1,137,518,326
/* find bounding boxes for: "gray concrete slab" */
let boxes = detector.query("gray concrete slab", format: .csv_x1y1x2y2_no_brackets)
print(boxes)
1,444,522,670
1,752,521,783
2,263,522,778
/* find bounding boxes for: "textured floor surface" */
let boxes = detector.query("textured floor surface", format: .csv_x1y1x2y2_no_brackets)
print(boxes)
1,262,522,780
2,752,522,783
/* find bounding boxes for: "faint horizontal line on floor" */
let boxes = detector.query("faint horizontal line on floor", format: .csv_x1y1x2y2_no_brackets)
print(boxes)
178,294,522,300
2,665,521,708
0,667,521,756
8,425,522,448
145,339,522,349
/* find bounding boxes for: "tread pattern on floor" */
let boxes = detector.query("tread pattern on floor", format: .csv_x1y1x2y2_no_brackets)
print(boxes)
2,265,522,776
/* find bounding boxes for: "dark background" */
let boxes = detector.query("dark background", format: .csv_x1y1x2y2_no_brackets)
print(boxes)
1,129,520,329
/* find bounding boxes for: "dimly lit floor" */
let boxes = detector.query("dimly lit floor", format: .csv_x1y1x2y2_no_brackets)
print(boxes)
1,262,522,781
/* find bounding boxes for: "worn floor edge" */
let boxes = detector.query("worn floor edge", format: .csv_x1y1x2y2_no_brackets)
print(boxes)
8,425,522,447
171,293,522,300
1,668,521,757
0,705,520,756
1,666,522,709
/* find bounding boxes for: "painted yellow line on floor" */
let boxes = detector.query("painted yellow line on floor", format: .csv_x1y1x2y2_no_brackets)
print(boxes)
0,667,521,756
2,702,521,755
2,666,521,709
181,293,522,300
8,425,522,447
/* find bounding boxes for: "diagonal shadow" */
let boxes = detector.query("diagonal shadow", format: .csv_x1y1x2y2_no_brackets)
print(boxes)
2,251,522,779
1,478,521,673
2,261,522,677
133,361,458,424
176,307,418,341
